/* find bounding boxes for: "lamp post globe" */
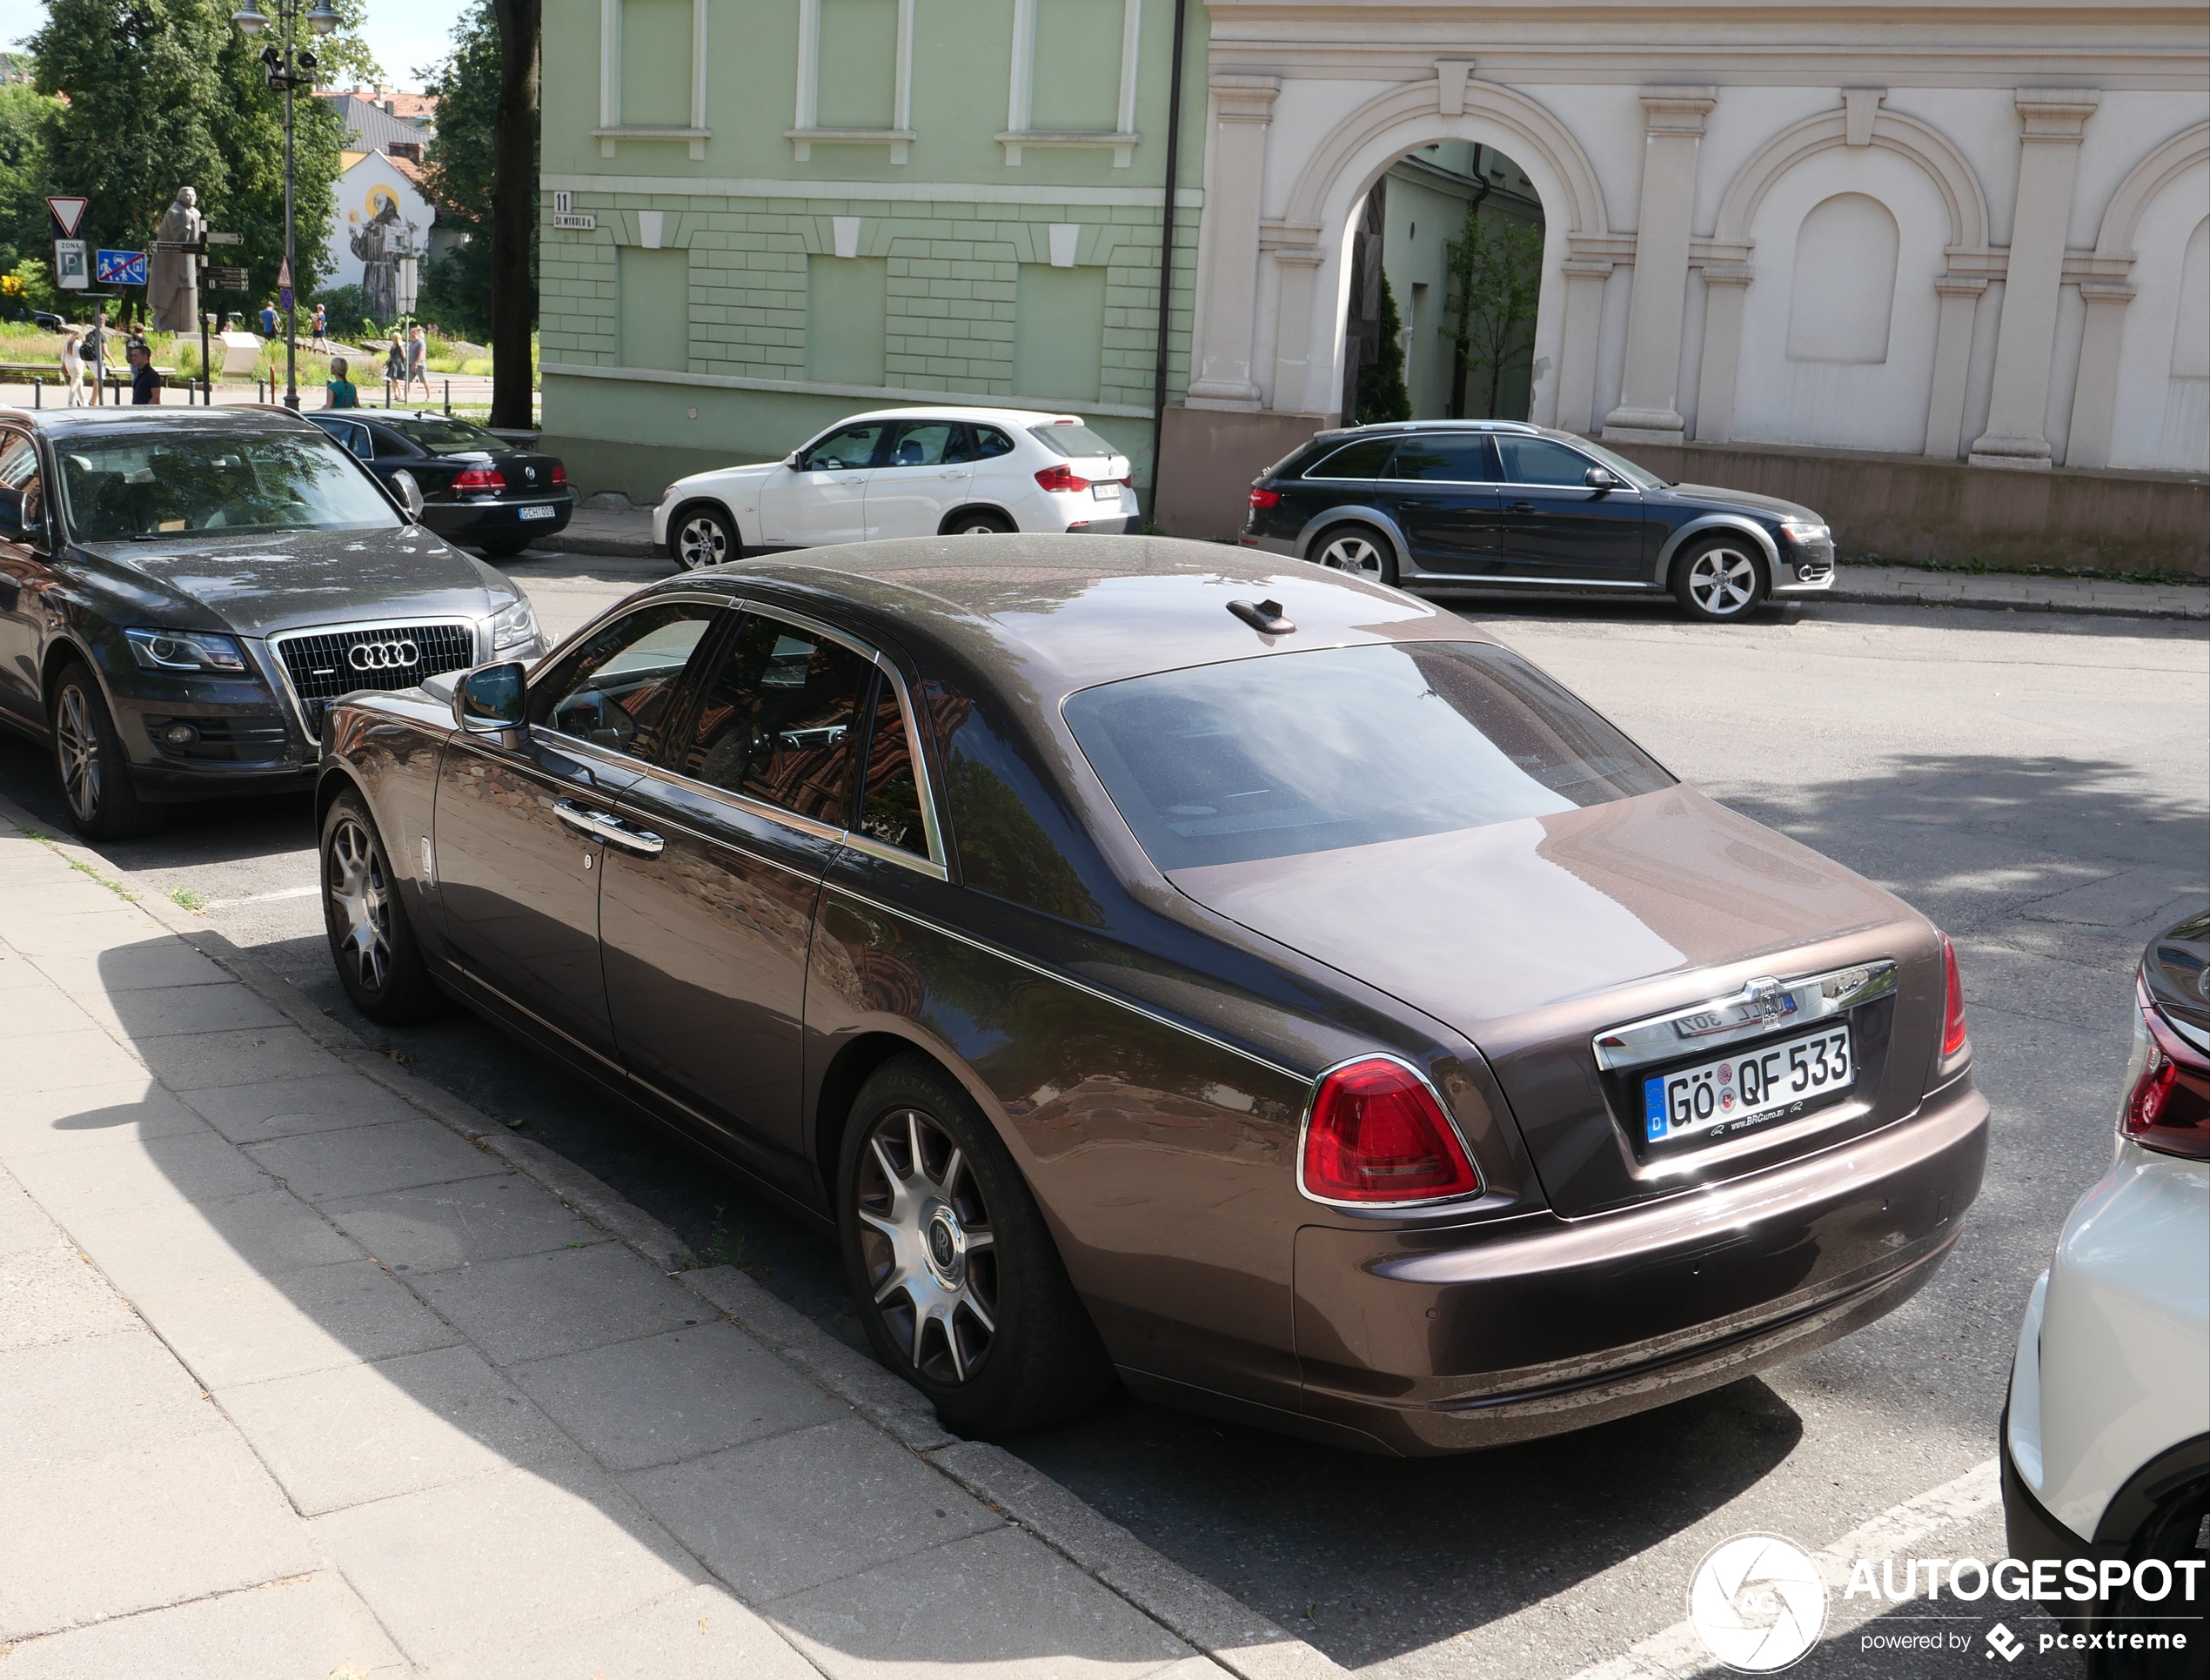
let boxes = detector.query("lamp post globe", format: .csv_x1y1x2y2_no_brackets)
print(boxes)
230,2,268,33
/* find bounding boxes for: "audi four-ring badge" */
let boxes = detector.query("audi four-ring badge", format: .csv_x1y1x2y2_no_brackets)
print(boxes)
0,405,546,840
312,535,1987,1452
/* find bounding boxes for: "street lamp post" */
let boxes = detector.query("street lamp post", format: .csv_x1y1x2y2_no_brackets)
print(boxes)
230,0,341,411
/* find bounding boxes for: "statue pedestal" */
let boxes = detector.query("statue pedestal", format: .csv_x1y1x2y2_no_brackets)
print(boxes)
218,333,264,378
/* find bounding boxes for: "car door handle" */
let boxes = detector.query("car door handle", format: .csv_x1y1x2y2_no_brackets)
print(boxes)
1508,502,1537,512
552,800,666,857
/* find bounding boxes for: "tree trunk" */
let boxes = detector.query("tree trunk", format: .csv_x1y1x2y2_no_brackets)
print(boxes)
488,0,540,430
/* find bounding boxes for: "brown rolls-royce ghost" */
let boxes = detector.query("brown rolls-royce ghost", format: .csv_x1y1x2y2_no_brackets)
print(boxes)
315,536,1987,1455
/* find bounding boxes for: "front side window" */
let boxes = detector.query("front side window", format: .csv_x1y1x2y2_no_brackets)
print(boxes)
1388,436,1498,483
1303,438,1394,480
529,600,721,760
672,612,873,826
800,423,892,472
1064,642,1673,872
1495,436,1603,487
56,428,401,542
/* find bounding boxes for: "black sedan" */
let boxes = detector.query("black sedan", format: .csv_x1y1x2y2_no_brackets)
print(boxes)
1240,419,1837,622
305,412,574,558
0,406,545,839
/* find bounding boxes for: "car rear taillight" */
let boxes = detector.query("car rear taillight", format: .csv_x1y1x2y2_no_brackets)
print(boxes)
2121,977,2210,1160
1035,465,1091,493
550,463,568,486
1940,935,1969,1060
1249,486,1282,509
452,466,506,491
1302,1058,1480,1205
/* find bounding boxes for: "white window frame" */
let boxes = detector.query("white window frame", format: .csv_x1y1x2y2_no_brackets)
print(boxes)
998,0,1142,167
594,0,710,159
787,0,916,164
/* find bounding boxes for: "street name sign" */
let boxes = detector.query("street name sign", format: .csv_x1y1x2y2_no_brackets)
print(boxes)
551,191,597,230
207,266,250,291
205,231,244,246
96,249,148,286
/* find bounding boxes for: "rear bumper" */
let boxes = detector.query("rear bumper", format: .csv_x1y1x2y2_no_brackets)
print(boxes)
1294,1079,1989,1455
424,493,575,544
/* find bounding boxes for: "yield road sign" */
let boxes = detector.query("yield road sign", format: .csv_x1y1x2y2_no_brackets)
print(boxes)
96,248,147,286
46,196,88,238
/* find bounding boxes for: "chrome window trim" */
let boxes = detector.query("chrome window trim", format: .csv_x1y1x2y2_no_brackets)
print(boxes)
1292,1051,1483,1212
268,612,479,746
823,880,1309,1085
1591,960,1900,1074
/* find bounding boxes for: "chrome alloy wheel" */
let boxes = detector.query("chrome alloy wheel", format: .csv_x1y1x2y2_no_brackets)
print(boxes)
674,512,729,569
53,682,100,823
854,1108,999,1383
325,815,394,994
1684,545,1761,616
1316,531,1387,580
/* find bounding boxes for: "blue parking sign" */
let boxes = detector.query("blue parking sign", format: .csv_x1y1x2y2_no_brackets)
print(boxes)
95,248,147,286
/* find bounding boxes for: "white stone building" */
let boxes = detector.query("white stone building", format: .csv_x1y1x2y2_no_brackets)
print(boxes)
1166,0,2207,513
323,151,438,320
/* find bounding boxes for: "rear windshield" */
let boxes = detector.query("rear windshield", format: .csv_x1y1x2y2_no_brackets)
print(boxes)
381,417,503,455
1028,423,1121,460
1062,642,1672,870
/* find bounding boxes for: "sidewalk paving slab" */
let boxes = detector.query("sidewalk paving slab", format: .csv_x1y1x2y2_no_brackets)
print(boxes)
321,1175,614,1273
410,1236,707,1365
130,1256,465,1389
64,1186,368,1293
184,1068,435,1144
241,1114,509,1204
0,1574,406,1680
422,1581,821,1680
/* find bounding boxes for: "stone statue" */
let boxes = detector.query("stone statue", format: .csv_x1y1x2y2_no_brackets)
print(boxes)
147,187,203,332
351,198,404,325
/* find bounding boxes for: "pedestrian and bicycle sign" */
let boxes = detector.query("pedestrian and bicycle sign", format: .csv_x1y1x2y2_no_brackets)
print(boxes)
96,249,147,287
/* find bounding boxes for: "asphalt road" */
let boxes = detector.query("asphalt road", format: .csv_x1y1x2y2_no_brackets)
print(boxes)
3,550,2202,1680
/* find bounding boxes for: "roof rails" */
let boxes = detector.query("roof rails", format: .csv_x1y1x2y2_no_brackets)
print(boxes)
1311,418,1541,439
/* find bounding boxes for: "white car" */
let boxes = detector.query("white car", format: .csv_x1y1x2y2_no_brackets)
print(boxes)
652,406,1138,569
2002,908,2209,1663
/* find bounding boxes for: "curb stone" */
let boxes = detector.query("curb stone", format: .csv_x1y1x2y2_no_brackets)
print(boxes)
0,790,1349,1680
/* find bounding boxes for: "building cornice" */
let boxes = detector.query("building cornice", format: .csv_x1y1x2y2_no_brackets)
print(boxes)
540,174,1202,208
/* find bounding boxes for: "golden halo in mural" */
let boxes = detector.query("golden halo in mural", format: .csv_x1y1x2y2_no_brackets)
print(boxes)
365,184,399,218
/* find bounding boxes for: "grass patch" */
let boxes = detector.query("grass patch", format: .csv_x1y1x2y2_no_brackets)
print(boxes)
167,884,210,913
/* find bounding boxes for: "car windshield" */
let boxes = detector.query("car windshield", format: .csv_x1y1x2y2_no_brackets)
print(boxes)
1063,641,1673,870
56,428,400,542
1570,437,1667,489
1028,423,1121,460
380,417,503,455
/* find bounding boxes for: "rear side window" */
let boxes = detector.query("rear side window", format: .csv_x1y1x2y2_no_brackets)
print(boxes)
673,612,873,826
939,691,1106,926
1064,642,1672,872
1028,423,1120,460
1387,436,1498,482
971,425,1015,458
1303,438,1394,479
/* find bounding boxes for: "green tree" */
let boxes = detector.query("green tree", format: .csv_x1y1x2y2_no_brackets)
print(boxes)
1355,272,1410,425
486,0,540,425
0,81,64,281
1443,210,1544,420
209,37,345,314
414,0,503,340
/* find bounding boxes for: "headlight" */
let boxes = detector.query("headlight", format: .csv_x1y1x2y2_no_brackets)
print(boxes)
123,627,248,673
489,599,539,652
1780,518,1830,545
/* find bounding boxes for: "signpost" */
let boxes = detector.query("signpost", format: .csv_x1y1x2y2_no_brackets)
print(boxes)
207,266,250,292
96,249,148,287
48,196,90,292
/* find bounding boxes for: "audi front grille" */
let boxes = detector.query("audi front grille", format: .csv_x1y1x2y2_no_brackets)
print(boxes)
273,621,477,733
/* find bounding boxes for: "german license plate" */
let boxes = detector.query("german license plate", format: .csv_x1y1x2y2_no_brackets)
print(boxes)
519,504,557,520
1643,1023,1854,1148
1092,483,1121,501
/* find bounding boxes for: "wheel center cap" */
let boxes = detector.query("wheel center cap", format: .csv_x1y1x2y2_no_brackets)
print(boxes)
922,1203,966,1287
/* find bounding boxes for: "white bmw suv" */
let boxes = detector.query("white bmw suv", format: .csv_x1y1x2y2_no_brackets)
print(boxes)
652,406,1137,569
2002,908,2209,1670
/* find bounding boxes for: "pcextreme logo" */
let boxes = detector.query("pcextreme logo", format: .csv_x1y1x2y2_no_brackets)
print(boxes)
1688,1533,1830,1672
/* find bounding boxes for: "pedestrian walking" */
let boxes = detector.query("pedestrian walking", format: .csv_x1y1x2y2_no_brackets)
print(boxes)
259,298,278,338
403,324,430,403
384,331,405,396
83,320,108,399
128,342,159,405
60,330,85,406
309,303,328,351
325,355,358,409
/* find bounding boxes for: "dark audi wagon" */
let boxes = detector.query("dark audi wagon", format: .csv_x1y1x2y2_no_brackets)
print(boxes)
315,536,1984,1452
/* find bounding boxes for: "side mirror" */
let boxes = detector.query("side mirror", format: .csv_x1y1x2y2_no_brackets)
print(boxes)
1584,466,1621,492
390,468,426,519
452,661,527,736
782,452,802,469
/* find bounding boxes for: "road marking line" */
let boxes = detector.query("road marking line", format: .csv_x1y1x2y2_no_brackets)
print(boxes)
199,884,321,911
1565,1458,2003,1680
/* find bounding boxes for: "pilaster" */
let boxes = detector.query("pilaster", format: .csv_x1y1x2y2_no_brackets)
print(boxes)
1603,86,1716,445
1923,276,1987,459
1968,89,2100,471
1554,258,1614,436
2062,281,2135,469
1690,264,1751,443
1185,74,1280,411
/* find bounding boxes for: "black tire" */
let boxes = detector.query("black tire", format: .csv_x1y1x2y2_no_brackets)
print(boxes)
1309,520,1398,586
837,1054,1115,1436
668,503,737,570
478,537,531,559
2090,1479,2209,1680
50,660,164,840
941,509,1015,536
320,791,445,1024
1671,535,1769,622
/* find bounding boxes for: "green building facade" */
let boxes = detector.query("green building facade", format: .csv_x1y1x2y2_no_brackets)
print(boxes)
539,0,1208,504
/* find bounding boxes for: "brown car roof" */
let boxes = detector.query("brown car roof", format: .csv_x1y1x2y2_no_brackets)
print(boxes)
674,534,1496,699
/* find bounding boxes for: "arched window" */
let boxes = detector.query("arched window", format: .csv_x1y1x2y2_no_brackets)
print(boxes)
1785,194,1900,365
2171,218,2209,381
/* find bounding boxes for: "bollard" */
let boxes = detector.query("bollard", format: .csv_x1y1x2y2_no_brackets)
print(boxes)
32,376,40,409
444,378,451,416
